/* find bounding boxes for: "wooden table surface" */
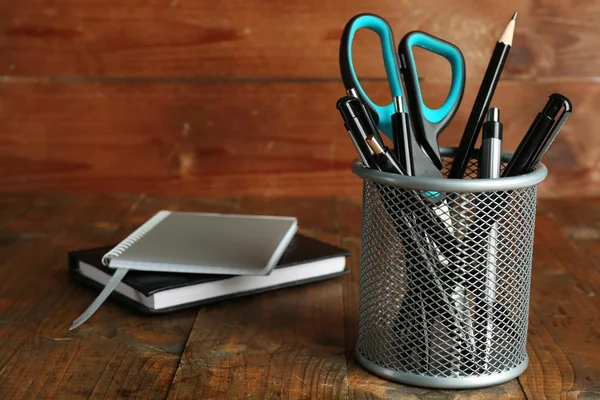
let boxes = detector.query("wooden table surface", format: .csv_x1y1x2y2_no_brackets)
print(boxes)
0,192,598,399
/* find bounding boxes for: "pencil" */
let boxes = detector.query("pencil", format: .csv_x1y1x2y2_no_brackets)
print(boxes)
449,12,516,179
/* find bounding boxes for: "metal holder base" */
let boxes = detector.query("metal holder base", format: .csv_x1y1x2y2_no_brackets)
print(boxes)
356,349,528,389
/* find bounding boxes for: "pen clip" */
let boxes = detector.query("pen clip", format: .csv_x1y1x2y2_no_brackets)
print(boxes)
548,93,572,132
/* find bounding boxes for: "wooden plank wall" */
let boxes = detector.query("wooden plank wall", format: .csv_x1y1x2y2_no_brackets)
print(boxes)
0,0,598,198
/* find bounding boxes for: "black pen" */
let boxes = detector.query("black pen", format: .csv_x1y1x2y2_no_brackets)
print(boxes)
525,94,572,172
347,88,386,146
502,93,572,177
391,95,414,176
336,96,379,169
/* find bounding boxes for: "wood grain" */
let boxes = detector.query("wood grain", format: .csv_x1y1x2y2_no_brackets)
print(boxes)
539,198,600,271
1,0,599,80
166,197,351,399
0,80,596,198
167,282,349,399
0,194,198,399
519,213,600,399
0,0,598,198
1,193,600,397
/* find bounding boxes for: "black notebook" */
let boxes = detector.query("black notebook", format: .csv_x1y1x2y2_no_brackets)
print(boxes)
69,234,349,314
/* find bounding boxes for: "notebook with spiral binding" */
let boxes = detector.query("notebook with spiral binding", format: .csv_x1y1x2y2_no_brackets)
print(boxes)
69,210,298,330
101,210,298,274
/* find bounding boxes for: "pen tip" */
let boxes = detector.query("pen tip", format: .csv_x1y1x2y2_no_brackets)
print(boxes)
512,11,517,20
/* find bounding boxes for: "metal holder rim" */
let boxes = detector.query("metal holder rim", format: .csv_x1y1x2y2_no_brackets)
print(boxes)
351,147,548,193
356,349,529,389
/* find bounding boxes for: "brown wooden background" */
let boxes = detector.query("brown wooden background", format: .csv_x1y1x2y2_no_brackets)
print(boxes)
0,0,598,198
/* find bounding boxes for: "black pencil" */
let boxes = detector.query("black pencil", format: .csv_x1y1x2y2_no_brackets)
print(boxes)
449,12,516,179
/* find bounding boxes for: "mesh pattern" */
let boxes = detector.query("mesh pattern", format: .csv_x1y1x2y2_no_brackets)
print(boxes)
356,158,537,378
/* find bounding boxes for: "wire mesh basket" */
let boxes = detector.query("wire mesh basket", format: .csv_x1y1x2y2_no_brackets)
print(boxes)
351,147,548,389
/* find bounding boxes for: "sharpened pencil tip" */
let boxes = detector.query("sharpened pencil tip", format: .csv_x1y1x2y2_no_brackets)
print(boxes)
499,12,517,45
512,12,517,20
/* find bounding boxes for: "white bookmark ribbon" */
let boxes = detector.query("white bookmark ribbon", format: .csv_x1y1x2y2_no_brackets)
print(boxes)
69,268,129,330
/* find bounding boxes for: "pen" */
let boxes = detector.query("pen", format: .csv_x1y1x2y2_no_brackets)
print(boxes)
524,94,572,173
479,108,503,179
391,95,414,176
477,107,503,371
347,88,386,146
336,96,379,169
502,93,572,177
449,12,516,179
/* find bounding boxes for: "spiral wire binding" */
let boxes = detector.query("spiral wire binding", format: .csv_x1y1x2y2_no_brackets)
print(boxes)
101,210,171,266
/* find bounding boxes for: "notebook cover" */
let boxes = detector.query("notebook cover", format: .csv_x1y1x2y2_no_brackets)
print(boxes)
103,211,298,276
69,234,349,314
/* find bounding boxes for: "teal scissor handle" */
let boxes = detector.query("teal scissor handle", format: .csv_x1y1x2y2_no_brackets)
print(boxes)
339,13,404,139
399,31,465,169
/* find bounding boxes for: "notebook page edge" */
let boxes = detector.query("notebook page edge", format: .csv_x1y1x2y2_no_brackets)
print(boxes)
153,255,346,309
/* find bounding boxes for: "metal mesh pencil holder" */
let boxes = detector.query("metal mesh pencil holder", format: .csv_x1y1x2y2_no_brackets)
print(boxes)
351,147,548,389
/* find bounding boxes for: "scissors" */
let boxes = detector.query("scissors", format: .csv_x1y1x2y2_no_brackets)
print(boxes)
339,13,465,173
339,15,474,369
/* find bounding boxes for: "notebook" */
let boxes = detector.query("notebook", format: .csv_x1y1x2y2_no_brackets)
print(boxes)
102,210,298,275
69,210,298,330
69,234,349,313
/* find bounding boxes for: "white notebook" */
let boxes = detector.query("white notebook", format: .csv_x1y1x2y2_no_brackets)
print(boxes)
102,210,298,275
70,210,298,330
